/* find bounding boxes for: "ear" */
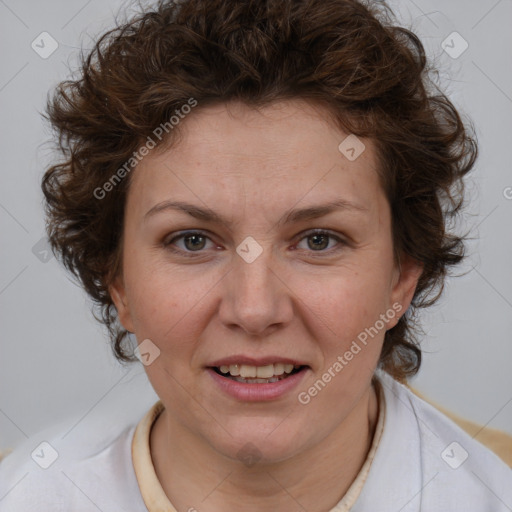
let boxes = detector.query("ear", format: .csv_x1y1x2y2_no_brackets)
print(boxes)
387,252,423,329
109,275,135,333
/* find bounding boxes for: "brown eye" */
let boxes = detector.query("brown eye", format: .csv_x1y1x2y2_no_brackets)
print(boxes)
164,230,215,256
295,229,345,255
307,233,330,251
182,233,206,251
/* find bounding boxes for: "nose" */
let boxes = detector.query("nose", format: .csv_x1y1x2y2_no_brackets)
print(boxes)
218,246,294,337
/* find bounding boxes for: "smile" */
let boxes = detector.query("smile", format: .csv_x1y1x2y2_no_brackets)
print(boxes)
207,361,309,401
213,363,304,383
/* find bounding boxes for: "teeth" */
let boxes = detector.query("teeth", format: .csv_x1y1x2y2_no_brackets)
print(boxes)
233,377,281,383
217,363,300,379
273,363,284,375
240,365,257,378
256,365,274,378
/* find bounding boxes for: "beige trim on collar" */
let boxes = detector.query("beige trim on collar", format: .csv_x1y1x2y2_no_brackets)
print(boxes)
132,378,386,511
329,377,386,511
132,400,175,511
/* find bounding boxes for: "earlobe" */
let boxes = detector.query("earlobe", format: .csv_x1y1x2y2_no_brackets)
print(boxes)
109,276,135,333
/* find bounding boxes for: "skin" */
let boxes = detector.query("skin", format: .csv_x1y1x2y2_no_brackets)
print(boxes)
110,99,422,511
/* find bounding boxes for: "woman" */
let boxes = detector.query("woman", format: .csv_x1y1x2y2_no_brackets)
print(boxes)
0,0,510,510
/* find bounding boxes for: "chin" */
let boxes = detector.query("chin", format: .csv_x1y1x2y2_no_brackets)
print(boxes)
207,419,311,466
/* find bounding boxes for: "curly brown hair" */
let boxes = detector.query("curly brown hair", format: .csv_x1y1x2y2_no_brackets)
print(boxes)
42,0,477,380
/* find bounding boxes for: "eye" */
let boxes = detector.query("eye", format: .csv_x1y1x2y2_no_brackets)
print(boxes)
164,230,216,255
295,229,345,254
163,229,346,258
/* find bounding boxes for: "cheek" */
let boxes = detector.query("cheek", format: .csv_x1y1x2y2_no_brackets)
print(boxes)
124,256,218,346
299,268,390,328
293,266,394,375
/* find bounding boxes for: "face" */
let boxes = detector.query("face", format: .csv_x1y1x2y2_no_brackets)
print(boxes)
111,99,420,463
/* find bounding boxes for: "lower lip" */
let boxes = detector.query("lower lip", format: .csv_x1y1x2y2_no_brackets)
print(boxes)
206,367,308,401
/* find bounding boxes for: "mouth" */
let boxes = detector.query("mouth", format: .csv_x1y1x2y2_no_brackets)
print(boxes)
210,363,307,384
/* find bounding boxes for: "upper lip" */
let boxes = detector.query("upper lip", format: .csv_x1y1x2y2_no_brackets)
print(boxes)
207,355,309,368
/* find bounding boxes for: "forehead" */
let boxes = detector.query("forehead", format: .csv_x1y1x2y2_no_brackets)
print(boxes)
128,99,383,217
156,100,374,168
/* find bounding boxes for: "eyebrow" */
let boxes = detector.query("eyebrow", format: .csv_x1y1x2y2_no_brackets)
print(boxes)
144,199,368,226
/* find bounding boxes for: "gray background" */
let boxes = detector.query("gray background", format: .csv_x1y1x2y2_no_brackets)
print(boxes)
1,0,511,455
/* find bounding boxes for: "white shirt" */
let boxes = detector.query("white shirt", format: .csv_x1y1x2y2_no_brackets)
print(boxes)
1,370,510,511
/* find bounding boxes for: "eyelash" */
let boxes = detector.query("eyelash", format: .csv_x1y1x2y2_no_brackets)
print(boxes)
163,229,346,258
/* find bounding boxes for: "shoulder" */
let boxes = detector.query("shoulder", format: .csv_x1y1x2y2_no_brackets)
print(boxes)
409,384,512,467
395,375,511,473
0,418,146,511
368,371,512,511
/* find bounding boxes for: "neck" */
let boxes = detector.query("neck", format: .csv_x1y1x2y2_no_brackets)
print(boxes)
150,381,379,512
